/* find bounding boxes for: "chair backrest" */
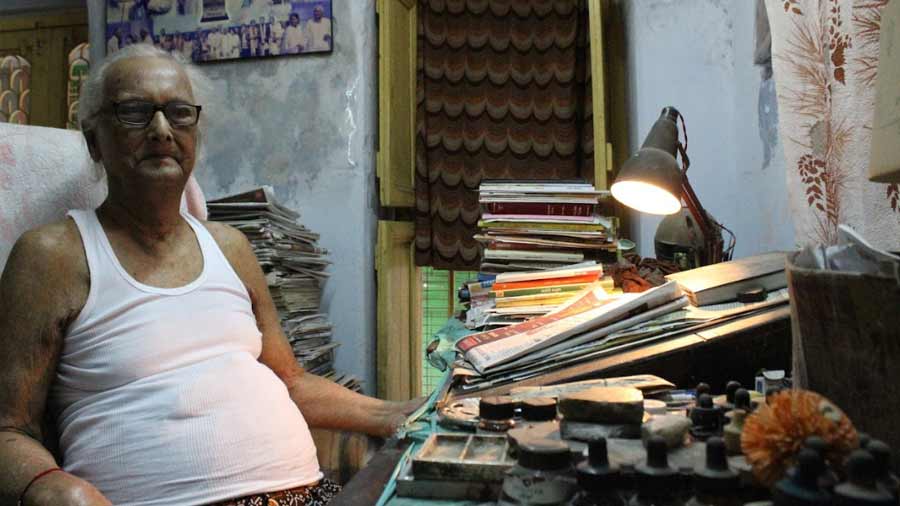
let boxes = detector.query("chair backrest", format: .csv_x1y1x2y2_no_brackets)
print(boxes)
0,122,208,272
0,122,106,270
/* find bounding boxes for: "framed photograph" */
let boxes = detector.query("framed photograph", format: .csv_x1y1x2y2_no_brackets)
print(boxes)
105,0,333,62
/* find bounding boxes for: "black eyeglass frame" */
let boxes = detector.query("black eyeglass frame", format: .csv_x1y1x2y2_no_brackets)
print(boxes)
108,100,203,128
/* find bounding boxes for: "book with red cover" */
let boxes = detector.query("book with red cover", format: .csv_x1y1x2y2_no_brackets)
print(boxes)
483,202,595,217
492,272,601,291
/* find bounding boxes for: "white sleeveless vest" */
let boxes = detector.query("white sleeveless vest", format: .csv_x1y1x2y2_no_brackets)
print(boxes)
49,209,321,506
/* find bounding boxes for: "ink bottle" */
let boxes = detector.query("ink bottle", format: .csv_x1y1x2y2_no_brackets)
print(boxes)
800,436,838,493
499,438,577,506
772,448,831,506
478,395,516,434
690,394,721,441
833,449,894,506
867,440,899,500
570,438,625,506
628,436,683,506
721,381,741,412
685,437,741,506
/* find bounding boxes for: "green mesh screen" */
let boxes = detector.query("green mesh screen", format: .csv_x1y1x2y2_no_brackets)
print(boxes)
420,267,479,393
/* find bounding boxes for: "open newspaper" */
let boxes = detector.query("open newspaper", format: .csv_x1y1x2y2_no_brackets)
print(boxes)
453,288,790,392
456,281,683,373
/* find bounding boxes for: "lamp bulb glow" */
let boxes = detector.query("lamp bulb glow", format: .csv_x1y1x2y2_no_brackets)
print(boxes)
610,181,682,215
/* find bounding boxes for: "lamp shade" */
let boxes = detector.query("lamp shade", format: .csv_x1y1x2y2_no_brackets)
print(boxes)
611,107,684,215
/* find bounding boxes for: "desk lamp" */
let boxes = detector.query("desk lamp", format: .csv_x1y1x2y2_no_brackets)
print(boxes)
611,106,734,267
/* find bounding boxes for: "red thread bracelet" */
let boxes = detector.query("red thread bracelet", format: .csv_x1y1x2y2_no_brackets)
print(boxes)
17,467,63,506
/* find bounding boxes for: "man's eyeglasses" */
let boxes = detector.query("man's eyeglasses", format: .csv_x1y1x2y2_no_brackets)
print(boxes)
109,100,202,128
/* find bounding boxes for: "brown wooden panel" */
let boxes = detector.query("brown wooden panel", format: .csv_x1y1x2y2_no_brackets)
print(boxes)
0,8,87,128
376,220,422,400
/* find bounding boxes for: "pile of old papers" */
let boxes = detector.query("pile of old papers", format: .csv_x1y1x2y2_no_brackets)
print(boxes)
208,186,361,391
454,253,791,393
476,180,618,274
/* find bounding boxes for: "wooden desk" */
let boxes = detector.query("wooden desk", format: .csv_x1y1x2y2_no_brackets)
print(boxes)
329,438,411,506
332,305,792,505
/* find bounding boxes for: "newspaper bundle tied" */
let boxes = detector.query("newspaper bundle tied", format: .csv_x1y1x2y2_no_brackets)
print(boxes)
456,281,683,373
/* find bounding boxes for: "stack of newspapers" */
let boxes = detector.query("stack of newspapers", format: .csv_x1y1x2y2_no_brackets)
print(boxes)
207,186,361,391
455,271,791,393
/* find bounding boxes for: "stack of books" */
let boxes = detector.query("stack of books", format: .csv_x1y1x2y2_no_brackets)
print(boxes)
207,186,361,391
463,263,615,329
476,180,618,274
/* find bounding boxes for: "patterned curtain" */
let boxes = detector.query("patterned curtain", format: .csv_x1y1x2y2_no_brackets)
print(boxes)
766,0,900,249
414,0,595,270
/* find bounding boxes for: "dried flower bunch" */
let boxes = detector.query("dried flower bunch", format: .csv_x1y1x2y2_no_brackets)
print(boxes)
741,389,858,486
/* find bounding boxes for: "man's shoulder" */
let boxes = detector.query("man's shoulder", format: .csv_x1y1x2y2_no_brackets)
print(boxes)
199,220,260,283
201,220,253,258
4,218,87,286
13,219,83,264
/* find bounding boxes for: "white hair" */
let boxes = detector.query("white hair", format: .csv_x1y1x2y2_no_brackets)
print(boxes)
78,43,213,176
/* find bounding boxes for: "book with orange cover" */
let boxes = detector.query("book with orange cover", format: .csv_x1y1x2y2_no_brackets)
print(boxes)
492,272,600,291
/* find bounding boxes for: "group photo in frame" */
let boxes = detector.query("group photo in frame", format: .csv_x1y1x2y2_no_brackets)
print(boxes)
105,0,334,62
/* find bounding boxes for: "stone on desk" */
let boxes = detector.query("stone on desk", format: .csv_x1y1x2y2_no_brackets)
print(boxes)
558,386,644,424
560,418,643,442
641,414,691,449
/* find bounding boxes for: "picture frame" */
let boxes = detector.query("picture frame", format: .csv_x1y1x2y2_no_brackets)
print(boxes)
105,0,334,62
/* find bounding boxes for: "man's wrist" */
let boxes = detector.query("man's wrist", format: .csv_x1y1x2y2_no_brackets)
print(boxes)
371,400,407,437
18,468,62,506
24,471,112,506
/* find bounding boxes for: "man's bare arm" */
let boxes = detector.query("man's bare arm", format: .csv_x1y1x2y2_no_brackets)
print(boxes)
0,225,111,506
208,223,417,437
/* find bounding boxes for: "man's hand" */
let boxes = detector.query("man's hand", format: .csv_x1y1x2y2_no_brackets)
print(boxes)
376,396,429,438
24,472,112,506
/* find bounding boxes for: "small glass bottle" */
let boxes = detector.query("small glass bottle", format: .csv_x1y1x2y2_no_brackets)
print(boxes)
570,438,625,506
477,395,516,434
721,381,741,412
628,436,683,506
499,438,577,506
685,437,741,506
722,409,747,456
833,449,894,506
868,440,899,500
690,394,722,441
772,448,831,506
800,436,838,493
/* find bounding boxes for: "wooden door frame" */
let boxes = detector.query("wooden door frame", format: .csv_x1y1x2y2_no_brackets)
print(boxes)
374,0,612,399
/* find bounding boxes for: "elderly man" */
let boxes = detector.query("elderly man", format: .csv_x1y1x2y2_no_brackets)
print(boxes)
0,44,415,506
304,5,331,52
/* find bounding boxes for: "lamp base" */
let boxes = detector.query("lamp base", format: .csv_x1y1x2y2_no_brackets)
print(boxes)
654,208,724,269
